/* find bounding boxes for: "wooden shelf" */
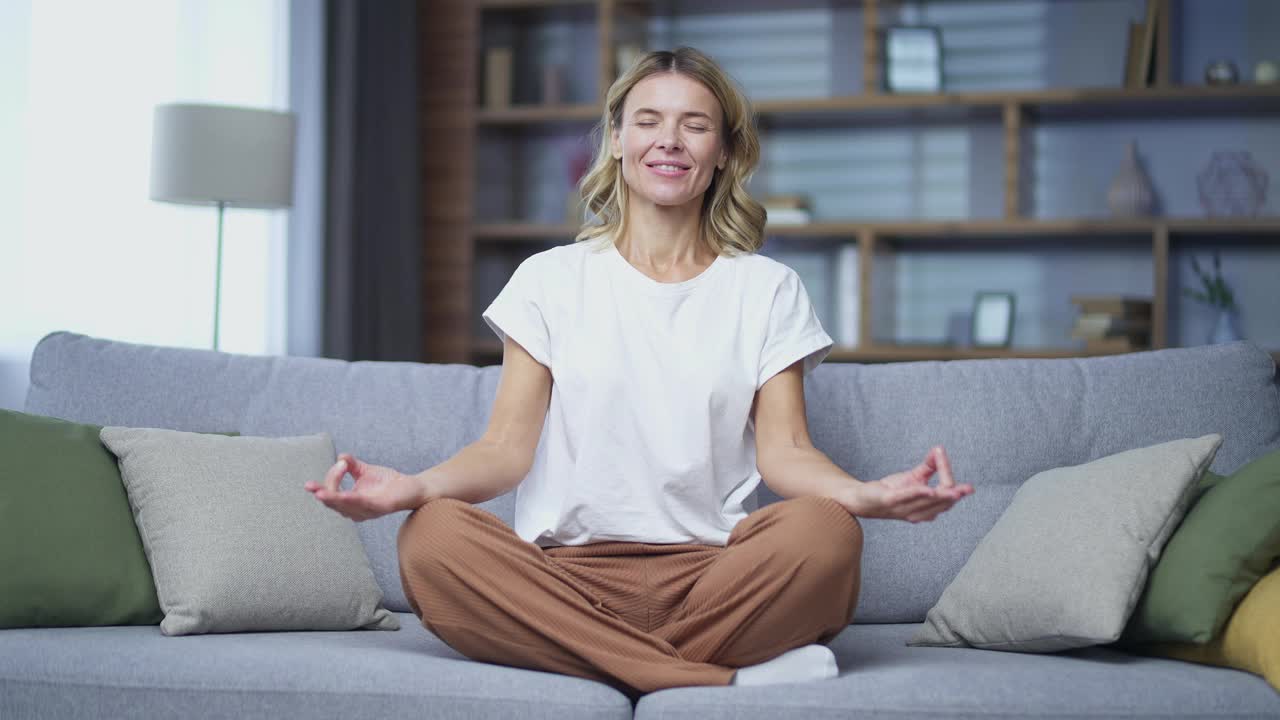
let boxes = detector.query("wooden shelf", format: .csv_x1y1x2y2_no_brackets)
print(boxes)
473,223,581,240
472,339,1277,364
766,218,1280,240
477,0,596,9
828,345,1135,363
757,84,1280,119
472,338,1280,365
473,218,1280,243
476,103,600,125
430,2,1280,366
472,85,1280,127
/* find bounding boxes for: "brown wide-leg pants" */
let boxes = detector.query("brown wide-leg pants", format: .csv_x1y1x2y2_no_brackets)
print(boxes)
396,494,863,697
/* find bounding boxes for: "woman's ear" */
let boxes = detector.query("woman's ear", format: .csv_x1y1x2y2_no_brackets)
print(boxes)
611,127,623,160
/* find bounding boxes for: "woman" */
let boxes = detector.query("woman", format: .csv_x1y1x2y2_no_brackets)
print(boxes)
306,47,974,697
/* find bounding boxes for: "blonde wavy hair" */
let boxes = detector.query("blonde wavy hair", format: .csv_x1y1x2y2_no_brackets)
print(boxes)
573,47,766,256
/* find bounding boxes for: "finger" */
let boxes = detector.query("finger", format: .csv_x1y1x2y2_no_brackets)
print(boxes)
888,485,936,506
894,492,949,517
341,453,368,479
314,487,371,516
322,458,347,494
905,498,957,523
910,452,939,484
933,446,957,489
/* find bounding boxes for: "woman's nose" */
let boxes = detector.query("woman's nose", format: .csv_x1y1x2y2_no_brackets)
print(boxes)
657,127,682,151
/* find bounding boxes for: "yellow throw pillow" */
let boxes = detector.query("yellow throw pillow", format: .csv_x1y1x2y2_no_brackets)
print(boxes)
1143,565,1280,691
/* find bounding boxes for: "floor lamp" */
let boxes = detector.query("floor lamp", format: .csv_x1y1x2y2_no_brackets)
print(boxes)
149,103,295,351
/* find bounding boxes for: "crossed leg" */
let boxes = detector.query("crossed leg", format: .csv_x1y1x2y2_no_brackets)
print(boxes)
396,495,863,696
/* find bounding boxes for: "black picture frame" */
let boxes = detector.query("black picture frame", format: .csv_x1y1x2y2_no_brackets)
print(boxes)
971,291,1016,348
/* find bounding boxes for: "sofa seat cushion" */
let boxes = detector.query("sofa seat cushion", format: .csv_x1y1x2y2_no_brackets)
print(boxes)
0,613,631,720
636,624,1280,720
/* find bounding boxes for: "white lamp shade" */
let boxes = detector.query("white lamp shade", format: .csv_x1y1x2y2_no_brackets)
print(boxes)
150,103,295,208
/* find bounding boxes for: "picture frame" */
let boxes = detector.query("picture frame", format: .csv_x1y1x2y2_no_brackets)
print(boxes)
884,26,943,94
972,292,1016,348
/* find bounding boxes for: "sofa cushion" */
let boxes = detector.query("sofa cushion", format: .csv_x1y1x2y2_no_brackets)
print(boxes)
1136,565,1280,692
23,332,1280,622
1122,446,1280,645
99,427,398,635
0,409,236,628
633,624,1280,720
0,613,632,720
0,408,164,628
909,434,1221,652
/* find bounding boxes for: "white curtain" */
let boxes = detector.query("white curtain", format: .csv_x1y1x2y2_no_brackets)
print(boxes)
0,0,291,410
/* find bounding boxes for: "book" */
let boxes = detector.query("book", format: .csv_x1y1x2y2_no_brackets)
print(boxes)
1154,0,1171,86
1070,295,1153,317
1083,336,1148,353
1071,312,1153,339
484,47,513,109
1123,22,1145,88
1137,0,1160,88
764,208,812,226
835,244,859,347
761,194,810,211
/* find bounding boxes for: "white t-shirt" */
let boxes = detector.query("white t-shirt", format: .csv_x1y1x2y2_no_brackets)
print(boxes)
481,236,834,548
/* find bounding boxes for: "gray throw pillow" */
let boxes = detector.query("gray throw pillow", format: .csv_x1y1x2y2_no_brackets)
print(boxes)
100,427,399,636
909,434,1222,653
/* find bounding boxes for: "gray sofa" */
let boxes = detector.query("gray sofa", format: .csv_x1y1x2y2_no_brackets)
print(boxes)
4,330,1279,720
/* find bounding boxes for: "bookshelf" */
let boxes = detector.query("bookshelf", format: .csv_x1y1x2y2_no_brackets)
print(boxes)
421,0,1280,366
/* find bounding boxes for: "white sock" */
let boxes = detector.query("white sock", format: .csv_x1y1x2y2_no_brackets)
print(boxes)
730,644,838,686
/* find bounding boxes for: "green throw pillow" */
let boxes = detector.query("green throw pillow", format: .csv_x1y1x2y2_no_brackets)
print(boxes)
1122,447,1280,646
0,408,236,628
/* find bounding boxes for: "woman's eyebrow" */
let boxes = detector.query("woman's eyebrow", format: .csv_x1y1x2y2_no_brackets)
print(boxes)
632,107,714,121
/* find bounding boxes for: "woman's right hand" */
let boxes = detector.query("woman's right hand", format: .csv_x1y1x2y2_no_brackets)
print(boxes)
305,453,428,521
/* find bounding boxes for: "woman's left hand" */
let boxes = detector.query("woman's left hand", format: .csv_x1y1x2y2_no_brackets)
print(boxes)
839,446,975,523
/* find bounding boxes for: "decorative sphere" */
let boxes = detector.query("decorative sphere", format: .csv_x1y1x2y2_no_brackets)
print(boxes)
1205,59,1239,85
1255,60,1280,85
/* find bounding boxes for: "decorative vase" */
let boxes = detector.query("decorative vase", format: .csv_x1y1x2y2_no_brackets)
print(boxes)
1209,308,1242,344
1197,151,1270,217
1205,59,1239,85
1107,141,1156,218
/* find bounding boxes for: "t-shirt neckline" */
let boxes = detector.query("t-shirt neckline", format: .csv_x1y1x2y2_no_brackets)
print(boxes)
604,241,725,296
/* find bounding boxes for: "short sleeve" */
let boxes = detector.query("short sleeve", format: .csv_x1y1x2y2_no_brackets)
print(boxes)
757,268,834,389
482,257,552,367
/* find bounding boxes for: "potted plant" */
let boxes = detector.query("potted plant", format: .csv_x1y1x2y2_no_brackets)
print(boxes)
1183,251,1241,343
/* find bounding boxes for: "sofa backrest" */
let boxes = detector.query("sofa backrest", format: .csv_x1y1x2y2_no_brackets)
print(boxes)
25,331,1280,623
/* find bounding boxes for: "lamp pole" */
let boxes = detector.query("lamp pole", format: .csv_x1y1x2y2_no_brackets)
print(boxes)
213,200,225,351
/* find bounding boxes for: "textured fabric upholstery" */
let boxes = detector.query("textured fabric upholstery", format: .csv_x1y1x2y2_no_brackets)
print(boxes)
0,613,631,720
15,331,1280,718
634,624,1280,720
25,332,1280,622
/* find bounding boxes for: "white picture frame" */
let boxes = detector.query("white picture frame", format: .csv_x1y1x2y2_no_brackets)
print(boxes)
884,26,943,94
972,291,1016,348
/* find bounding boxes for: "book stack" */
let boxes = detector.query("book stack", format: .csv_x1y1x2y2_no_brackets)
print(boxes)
1070,296,1153,352
763,195,812,226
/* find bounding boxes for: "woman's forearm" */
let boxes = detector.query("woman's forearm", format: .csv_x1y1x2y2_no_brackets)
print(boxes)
759,444,863,507
411,440,531,507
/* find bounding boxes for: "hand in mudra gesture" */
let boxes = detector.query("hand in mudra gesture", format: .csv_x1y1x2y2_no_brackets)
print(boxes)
845,446,974,523
305,453,424,522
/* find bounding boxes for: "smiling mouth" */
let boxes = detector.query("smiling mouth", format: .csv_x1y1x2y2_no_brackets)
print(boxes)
645,161,691,176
